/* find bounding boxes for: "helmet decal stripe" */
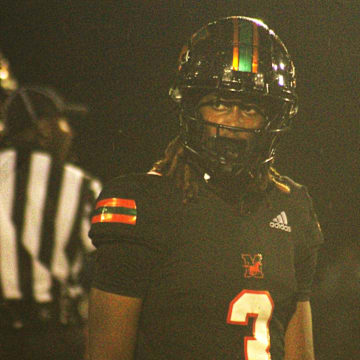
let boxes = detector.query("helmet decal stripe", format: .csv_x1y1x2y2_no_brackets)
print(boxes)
238,21,253,72
232,18,239,71
252,23,259,73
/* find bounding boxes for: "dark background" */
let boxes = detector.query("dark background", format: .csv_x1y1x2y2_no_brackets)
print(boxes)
1,1,359,359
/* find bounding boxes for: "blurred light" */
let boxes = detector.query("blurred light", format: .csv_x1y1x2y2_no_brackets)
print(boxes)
58,118,71,133
0,69,9,80
0,53,18,91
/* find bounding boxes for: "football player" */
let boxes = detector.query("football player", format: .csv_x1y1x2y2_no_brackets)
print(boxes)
89,16,323,360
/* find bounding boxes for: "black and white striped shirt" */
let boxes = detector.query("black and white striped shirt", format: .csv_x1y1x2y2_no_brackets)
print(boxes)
0,146,101,308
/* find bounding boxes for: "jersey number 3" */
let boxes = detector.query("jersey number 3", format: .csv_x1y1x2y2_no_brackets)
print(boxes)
227,290,274,360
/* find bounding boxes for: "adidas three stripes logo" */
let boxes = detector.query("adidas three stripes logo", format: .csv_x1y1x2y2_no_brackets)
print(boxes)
269,211,292,232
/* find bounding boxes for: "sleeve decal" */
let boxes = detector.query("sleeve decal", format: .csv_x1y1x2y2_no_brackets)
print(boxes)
95,198,136,209
91,198,137,225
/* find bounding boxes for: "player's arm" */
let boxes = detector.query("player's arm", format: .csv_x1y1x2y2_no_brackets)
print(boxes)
284,186,323,360
284,300,315,360
89,287,142,360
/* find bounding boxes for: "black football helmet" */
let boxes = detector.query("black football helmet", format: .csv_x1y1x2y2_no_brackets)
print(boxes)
170,16,298,182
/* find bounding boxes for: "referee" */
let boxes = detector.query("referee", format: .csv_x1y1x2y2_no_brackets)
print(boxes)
0,86,101,360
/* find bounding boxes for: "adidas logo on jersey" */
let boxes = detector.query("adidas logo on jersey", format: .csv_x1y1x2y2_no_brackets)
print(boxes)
269,211,292,232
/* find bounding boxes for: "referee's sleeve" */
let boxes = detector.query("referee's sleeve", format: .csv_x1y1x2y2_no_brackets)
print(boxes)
81,178,102,252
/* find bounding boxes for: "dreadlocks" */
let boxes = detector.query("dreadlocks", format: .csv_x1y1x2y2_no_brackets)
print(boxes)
150,136,290,208
150,136,199,204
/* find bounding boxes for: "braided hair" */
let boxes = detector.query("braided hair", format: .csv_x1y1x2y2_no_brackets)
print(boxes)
150,136,290,209
150,136,198,204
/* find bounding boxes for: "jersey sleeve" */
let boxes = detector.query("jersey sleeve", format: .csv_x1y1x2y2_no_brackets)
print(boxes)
88,174,173,298
294,185,324,301
92,240,162,297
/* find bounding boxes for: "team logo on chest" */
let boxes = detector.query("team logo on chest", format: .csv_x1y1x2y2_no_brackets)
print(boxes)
241,254,264,278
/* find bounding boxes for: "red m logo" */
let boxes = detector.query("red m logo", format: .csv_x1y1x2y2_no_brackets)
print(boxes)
241,254,264,278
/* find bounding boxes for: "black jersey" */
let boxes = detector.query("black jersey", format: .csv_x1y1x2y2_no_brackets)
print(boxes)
90,173,323,360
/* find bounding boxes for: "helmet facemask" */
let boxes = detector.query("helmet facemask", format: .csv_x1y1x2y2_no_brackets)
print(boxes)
180,93,287,181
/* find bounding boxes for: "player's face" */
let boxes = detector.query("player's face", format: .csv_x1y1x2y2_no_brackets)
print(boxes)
198,93,266,141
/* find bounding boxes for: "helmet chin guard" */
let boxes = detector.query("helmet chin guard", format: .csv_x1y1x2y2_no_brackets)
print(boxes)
171,16,297,182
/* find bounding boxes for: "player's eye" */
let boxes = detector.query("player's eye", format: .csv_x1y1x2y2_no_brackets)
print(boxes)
210,100,230,111
242,104,259,112
241,103,266,117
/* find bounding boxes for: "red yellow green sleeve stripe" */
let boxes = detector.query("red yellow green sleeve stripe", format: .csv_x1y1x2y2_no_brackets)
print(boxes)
92,198,137,225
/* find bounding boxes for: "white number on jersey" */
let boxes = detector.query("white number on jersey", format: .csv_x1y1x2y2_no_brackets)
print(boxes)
227,290,274,360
